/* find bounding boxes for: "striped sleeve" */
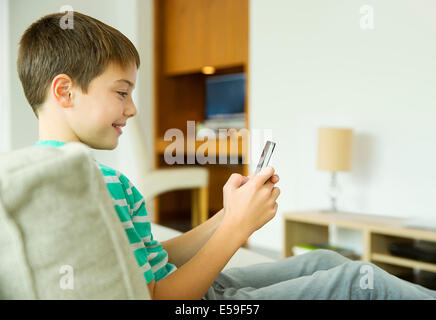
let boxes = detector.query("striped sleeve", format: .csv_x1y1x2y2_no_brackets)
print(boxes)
97,163,155,284
118,173,177,282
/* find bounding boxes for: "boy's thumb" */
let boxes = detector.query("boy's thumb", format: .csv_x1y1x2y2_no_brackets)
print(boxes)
224,173,245,191
240,175,250,186
253,166,275,186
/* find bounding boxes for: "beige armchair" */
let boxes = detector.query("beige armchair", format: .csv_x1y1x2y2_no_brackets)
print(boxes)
129,117,209,227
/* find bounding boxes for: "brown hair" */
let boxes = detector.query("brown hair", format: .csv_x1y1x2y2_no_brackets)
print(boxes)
17,11,140,118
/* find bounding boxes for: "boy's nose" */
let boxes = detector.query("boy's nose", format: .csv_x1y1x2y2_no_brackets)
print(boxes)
125,101,137,118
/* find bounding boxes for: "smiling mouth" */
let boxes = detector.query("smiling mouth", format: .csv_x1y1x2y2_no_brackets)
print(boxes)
112,124,123,134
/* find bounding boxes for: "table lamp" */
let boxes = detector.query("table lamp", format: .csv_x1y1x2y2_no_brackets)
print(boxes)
317,127,353,212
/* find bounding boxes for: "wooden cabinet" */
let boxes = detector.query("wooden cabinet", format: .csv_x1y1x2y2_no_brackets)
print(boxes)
205,0,249,68
164,0,248,75
284,211,436,289
154,0,249,231
164,0,207,74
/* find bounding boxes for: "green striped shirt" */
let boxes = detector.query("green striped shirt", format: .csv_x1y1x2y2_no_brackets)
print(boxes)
35,140,177,284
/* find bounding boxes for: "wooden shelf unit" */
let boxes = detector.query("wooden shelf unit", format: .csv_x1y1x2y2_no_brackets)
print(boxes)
162,0,248,75
153,0,249,229
284,211,436,287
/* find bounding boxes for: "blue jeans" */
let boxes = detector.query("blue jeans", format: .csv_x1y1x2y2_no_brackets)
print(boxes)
203,249,436,300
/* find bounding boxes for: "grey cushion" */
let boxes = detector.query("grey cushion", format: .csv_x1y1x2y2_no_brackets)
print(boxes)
0,142,150,299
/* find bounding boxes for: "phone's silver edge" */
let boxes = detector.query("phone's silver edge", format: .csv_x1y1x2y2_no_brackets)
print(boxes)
254,141,276,174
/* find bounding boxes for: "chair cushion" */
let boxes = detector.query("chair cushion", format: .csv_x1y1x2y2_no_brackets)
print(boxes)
0,143,150,299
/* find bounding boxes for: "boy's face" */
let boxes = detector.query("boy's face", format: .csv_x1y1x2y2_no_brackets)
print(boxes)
66,62,137,150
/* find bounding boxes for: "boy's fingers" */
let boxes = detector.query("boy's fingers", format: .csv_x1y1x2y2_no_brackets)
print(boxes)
272,186,281,200
252,166,275,187
224,173,245,191
264,180,275,192
243,173,278,185
270,174,279,184
240,176,250,186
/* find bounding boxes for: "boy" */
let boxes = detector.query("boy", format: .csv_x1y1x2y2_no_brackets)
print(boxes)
19,12,436,300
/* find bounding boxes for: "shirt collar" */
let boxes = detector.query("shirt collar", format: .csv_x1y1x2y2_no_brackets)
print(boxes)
35,140,67,148
35,140,99,163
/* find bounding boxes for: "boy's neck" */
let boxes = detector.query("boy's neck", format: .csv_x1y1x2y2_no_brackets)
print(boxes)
38,128,80,143
38,107,80,143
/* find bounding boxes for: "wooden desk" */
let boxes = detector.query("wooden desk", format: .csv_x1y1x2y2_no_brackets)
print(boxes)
283,211,436,278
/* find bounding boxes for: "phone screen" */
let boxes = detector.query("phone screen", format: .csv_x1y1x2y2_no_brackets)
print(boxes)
255,141,276,174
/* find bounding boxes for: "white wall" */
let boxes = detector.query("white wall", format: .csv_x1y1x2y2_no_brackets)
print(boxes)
7,0,154,189
249,0,436,253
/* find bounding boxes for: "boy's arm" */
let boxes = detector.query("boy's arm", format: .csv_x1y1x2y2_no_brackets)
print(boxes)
160,208,225,268
150,167,280,300
152,222,246,300
160,174,279,268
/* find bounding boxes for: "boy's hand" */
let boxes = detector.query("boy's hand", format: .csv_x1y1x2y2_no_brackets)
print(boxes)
240,173,279,186
220,167,280,242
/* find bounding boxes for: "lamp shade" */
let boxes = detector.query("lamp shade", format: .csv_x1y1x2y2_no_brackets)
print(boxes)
317,127,353,172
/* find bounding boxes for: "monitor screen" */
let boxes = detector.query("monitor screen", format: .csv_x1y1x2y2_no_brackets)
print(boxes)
205,73,246,119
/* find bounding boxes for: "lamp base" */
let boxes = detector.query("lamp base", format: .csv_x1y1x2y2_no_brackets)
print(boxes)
328,172,340,212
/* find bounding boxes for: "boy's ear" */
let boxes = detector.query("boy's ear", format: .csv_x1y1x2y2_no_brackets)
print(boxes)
51,74,74,108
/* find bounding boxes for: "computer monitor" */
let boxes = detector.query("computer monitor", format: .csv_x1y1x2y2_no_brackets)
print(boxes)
205,72,245,119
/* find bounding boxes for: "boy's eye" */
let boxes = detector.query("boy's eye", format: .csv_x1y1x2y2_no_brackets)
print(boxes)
117,91,128,98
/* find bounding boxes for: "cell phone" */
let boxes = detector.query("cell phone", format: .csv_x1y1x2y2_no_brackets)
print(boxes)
254,140,276,174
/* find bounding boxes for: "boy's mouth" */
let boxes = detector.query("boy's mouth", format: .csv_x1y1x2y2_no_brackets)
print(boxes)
112,123,125,135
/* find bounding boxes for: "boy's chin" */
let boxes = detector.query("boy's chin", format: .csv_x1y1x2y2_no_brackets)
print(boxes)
94,142,118,150
83,138,118,150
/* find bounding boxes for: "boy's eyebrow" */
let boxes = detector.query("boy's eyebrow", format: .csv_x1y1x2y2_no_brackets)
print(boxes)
115,79,135,89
